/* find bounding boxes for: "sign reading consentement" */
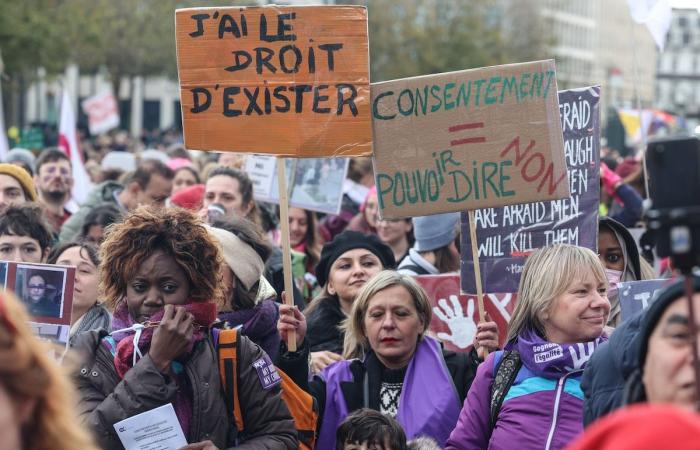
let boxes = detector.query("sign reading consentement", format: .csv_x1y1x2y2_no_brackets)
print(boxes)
371,60,570,218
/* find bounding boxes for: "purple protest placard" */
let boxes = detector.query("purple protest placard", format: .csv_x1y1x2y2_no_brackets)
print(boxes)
618,279,670,323
461,86,600,293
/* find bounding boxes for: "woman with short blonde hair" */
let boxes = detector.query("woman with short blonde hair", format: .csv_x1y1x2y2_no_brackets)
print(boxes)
278,270,497,448
342,270,432,359
447,244,610,450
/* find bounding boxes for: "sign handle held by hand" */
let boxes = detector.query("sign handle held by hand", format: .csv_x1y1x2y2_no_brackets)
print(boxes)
467,210,488,356
277,158,297,351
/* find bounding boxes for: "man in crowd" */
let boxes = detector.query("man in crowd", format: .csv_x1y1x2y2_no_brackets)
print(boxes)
33,148,74,234
0,204,53,263
59,159,174,242
0,163,36,211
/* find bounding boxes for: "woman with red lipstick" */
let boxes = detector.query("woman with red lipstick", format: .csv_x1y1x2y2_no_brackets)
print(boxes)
72,206,297,450
277,270,487,448
446,244,610,450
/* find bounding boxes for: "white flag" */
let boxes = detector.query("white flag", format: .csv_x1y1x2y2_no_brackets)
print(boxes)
59,90,92,204
626,0,673,51
0,80,9,161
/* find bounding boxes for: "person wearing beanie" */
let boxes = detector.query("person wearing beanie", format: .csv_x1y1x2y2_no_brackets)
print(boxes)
621,275,700,411
5,147,36,175
398,212,460,275
0,163,37,210
170,183,205,211
207,218,282,361
346,185,379,235
290,230,395,373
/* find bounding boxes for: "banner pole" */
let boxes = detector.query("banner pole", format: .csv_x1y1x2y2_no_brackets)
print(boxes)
277,158,297,351
468,210,487,354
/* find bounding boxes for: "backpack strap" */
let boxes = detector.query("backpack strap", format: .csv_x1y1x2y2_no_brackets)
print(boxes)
217,328,245,433
489,350,522,430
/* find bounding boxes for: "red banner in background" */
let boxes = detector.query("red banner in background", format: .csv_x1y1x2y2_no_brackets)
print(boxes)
414,274,517,353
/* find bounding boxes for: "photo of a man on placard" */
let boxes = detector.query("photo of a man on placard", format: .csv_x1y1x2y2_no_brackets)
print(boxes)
15,266,67,319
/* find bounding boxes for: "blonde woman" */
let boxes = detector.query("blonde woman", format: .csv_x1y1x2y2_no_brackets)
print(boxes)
446,244,610,450
277,270,498,448
0,291,98,450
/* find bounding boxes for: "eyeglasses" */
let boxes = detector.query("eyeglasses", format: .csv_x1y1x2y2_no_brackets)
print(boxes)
28,284,46,290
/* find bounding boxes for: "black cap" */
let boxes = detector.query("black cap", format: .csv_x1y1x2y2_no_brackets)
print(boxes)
315,231,395,287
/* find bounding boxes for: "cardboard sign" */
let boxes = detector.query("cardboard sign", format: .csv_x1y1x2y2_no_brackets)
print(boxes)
461,86,601,293
414,274,516,353
372,60,569,218
619,279,669,323
175,6,372,157
1,260,75,344
246,155,349,214
81,91,120,135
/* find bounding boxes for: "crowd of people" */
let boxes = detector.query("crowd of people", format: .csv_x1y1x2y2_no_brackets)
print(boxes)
0,131,698,450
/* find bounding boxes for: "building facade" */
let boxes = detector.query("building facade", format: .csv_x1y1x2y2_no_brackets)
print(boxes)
656,7,700,121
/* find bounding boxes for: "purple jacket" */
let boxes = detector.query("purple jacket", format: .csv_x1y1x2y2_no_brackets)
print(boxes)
446,351,586,450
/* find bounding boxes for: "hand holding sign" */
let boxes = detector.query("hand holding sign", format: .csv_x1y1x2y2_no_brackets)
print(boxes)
433,295,477,349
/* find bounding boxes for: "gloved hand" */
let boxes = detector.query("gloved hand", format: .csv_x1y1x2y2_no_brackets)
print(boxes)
600,162,622,197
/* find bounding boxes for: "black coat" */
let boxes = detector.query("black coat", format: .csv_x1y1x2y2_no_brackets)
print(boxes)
304,296,346,354
581,310,644,426
73,329,297,450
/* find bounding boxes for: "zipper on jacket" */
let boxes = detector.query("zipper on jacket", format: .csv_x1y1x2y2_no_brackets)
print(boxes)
545,370,582,450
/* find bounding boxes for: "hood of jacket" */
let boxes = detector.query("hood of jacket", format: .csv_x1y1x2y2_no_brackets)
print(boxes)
218,299,280,360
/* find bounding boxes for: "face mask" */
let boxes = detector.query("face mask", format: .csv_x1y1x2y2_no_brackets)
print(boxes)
605,268,623,297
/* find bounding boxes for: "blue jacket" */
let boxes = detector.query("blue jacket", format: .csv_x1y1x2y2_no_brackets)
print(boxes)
581,310,643,426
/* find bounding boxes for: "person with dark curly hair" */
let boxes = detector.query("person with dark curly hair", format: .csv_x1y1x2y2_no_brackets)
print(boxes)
72,206,297,450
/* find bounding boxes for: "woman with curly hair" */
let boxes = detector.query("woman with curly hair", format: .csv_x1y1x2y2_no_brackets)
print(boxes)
0,291,98,450
72,206,297,450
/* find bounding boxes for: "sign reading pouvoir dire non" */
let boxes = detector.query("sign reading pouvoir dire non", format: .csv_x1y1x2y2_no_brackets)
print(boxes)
175,6,372,157
372,60,569,218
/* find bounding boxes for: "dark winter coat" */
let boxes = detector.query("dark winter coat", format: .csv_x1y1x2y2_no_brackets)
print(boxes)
72,329,297,450
304,296,346,355
581,310,644,426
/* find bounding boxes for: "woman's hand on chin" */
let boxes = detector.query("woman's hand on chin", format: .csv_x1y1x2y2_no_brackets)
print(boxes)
149,305,194,373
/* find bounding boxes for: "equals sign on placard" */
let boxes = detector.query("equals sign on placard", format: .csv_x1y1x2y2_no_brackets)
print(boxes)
448,122,486,146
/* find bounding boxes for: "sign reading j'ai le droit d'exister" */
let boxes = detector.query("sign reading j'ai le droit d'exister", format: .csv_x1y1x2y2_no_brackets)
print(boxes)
175,6,372,157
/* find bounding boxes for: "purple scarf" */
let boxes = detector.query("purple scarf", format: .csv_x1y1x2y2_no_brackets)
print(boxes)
317,336,461,448
509,329,607,378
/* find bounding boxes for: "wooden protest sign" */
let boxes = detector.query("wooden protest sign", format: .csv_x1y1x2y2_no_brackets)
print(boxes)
372,60,569,218
175,6,372,157
461,86,601,293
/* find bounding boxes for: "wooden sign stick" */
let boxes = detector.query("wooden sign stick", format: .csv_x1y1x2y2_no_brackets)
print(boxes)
277,158,297,351
468,210,487,356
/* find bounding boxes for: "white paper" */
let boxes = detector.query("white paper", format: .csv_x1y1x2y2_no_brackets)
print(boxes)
114,403,188,450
